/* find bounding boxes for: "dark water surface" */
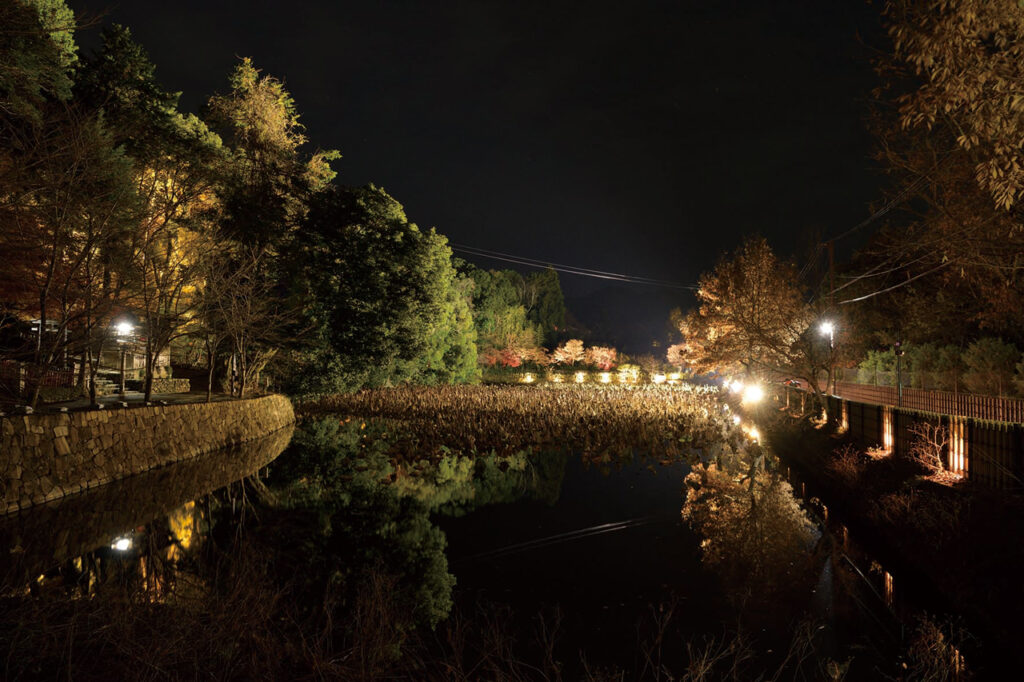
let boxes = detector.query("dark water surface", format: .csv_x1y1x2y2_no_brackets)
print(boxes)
439,455,723,667
0,425,925,678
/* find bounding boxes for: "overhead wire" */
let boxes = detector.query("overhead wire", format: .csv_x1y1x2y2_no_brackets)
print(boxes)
451,243,699,291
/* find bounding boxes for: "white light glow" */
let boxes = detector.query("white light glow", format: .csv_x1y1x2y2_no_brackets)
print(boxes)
741,384,765,404
599,372,612,384
732,415,741,425
575,371,586,383
652,373,667,384
729,380,744,394
522,373,535,384
115,321,133,337
820,321,834,337
111,537,132,551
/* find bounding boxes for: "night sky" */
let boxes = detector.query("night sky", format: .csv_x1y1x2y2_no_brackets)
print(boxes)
72,0,883,354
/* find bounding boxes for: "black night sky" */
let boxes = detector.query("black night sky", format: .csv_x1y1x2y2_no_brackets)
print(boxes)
73,0,883,353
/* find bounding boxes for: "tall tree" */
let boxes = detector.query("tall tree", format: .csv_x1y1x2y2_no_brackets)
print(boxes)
206,57,338,250
679,237,833,398
77,26,226,401
522,268,566,346
866,0,1024,342
287,184,477,393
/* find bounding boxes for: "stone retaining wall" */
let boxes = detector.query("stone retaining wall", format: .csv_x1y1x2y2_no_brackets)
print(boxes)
0,394,294,514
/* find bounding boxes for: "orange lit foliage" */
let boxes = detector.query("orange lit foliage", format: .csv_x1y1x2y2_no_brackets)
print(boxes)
584,346,617,370
666,343,686,369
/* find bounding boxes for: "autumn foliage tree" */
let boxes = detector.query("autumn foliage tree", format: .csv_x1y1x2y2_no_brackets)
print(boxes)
551,339,585,366
864,0,1024,341
677,237,833,397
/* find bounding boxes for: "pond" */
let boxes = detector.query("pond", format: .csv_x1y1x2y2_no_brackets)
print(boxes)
0,395,957,679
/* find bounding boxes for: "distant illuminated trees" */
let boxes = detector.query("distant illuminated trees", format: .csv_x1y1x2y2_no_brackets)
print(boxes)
584,346,617,371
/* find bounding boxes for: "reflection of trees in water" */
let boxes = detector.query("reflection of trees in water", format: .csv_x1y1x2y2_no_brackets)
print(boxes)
683,440,817,615
253,417,569,630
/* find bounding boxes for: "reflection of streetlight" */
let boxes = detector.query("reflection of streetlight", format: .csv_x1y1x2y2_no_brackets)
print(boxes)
113,319,133,396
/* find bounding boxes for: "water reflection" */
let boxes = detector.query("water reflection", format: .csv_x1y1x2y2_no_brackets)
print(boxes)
0,424,294,587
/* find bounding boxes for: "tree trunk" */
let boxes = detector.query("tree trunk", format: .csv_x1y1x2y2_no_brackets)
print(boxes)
144,338,154,402
238,348,247,399
205,340,215,403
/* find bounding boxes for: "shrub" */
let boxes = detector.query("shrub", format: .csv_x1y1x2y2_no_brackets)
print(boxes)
962,337,1018,396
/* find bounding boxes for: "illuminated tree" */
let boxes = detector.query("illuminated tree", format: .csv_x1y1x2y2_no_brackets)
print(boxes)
287,184,477,393
551,338,585,365
206,58,338,249
666,342,686,369
76,26,227,401
584,345,617,371
680,237,832,396
0,0,77,124
864,1,1024,340
464,265,545,367
0,103,139,406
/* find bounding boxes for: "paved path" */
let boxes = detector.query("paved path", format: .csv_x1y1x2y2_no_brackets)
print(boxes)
3,390,240,416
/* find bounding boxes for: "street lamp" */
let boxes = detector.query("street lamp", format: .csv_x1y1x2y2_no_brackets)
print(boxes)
820,320,835,395
113,319,134,396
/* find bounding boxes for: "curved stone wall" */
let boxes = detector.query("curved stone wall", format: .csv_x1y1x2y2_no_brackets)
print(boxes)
1,394,295,514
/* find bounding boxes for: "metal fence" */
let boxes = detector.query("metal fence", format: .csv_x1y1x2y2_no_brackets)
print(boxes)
834,381,1024,424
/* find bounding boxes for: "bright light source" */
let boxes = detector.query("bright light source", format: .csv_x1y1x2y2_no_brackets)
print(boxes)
732,415,741,425
820,321,834,337
522,373,535,384
600,372,611,384
111,536,132,551
114,321,133,337
652,373,667,384
749,427,760,442
575,371,586,383
552,374,563,383
729,380,744,394
741,384,765,404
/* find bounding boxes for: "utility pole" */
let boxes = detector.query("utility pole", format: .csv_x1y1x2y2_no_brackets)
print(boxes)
827,239,835,307
894,340,905,407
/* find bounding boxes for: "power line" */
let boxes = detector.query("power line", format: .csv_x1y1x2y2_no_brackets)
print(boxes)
451,243,699,291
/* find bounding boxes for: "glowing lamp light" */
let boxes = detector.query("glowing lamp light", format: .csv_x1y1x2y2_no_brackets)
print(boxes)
575,371,586,383
668,372,681,384
599,372,612,384
552,374,563,383
114,321,133,337
729,380,744,394
652,373,667,384
748,427,760,442
522,373,535,384
111,536,132,551
741,384,765,405
732,415,741,425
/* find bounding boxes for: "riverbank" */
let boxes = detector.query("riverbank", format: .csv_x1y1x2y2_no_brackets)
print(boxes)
1,394,295,514
762,406,1024,674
